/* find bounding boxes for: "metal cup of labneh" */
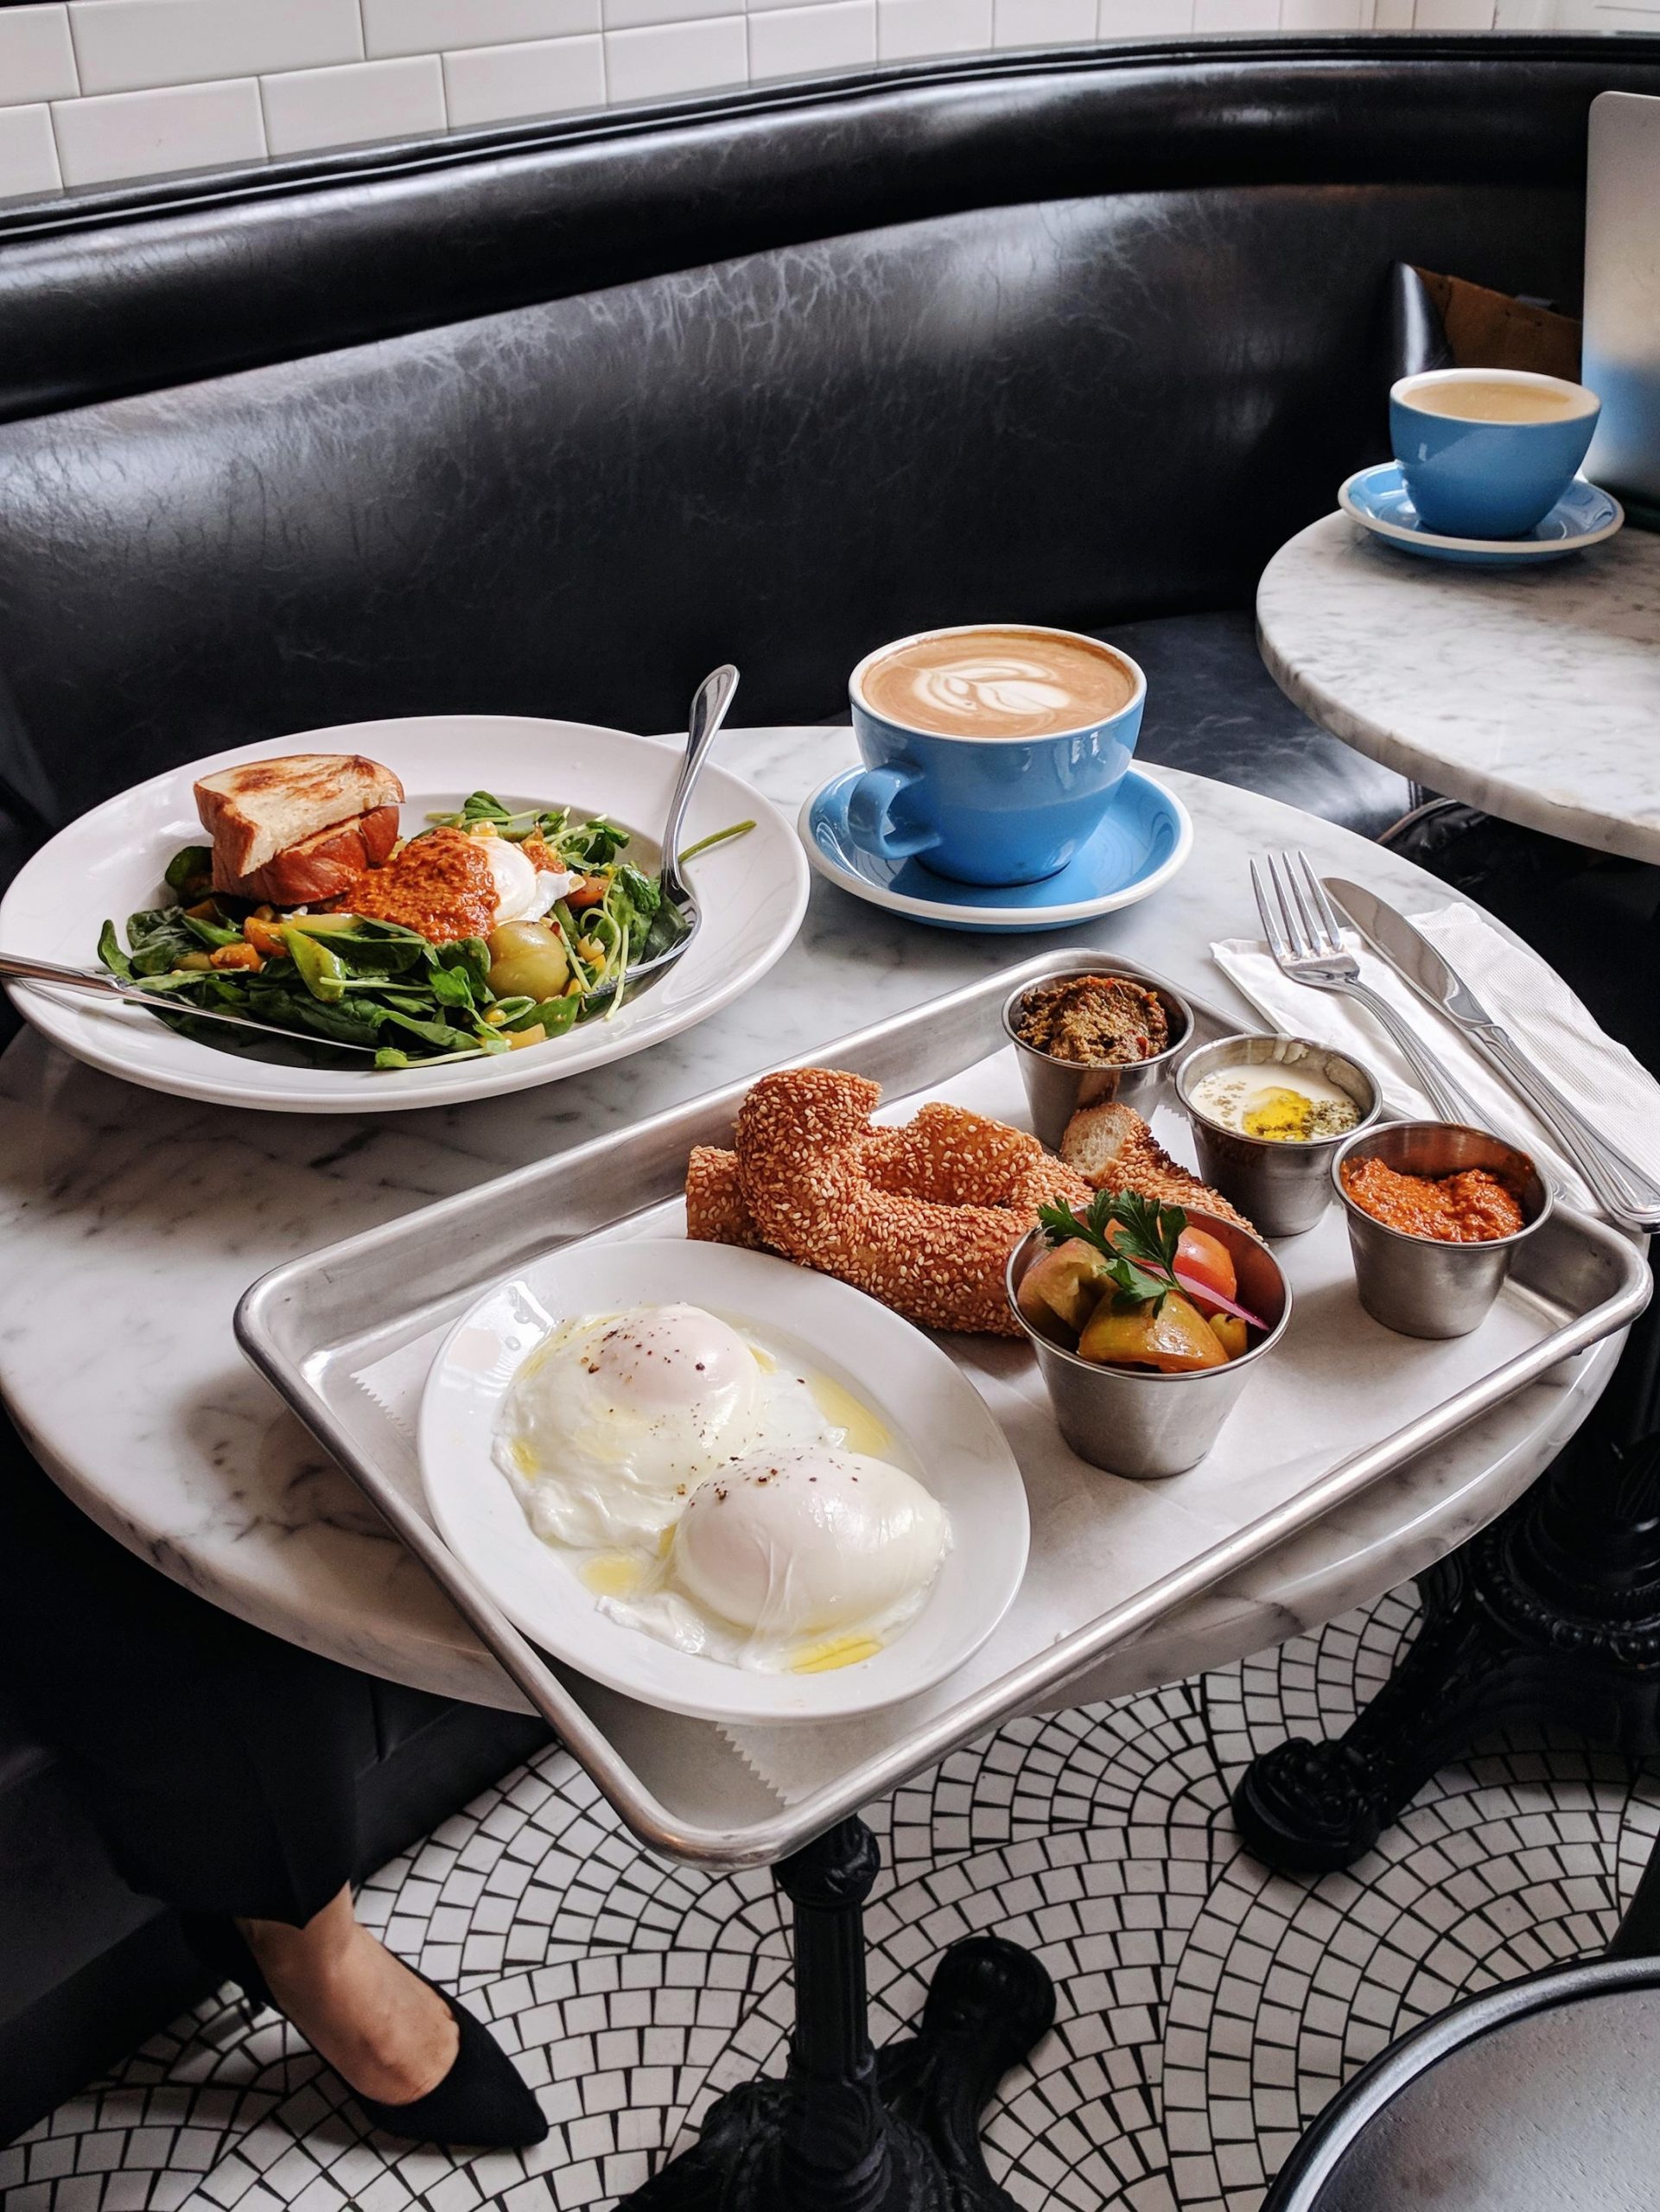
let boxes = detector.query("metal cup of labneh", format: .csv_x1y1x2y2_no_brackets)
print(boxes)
1176,1033,1381,1238
1002,970,1194,1153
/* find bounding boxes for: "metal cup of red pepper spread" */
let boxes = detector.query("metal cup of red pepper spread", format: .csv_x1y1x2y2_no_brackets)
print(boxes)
1332,1121,1551,1339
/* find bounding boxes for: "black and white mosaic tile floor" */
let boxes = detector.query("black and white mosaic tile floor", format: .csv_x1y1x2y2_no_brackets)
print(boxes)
7,1586,1659,2212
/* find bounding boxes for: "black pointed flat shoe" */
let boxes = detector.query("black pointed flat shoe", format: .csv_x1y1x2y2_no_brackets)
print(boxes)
181,1913,548,2149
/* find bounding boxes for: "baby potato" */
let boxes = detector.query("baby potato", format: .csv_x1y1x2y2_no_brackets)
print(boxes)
487,919,569,1002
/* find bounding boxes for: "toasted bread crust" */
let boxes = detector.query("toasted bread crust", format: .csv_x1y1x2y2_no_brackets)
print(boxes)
225,804,400,906
196,753,404,880
1059,1103,1252,1230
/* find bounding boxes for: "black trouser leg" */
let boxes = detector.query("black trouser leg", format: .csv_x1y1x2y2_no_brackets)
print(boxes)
0,1413,372,1927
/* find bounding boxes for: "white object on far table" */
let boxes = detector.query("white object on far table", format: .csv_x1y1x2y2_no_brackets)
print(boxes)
1584,90,1660,516
0,737,1632,1715
1256,513,1660,864
418,1237,1027,1726
0,715,808,1113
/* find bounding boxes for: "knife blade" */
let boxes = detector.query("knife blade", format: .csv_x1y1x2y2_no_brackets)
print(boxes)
1322,878,1495,1031
1323,877,1660,1230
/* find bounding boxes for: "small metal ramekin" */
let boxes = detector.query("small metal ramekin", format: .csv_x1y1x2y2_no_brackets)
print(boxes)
1002,973,1194,1151
1332,1121,1551,1339
1175,1033,1382,1239
1007,1210,1292,1479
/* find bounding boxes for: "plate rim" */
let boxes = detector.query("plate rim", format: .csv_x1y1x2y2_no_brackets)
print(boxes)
798,763,1194,927
0,715,810,1114
416,1237,1031,1726
1338,463,1625,557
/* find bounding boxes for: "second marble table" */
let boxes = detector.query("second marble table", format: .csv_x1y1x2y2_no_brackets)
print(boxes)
1256,513,1660,863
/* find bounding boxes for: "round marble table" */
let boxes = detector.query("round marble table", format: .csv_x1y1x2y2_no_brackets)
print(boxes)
0,728,1623,1714
1257,514,1660,862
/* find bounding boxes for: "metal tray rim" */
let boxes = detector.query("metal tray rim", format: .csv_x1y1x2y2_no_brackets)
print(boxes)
236,947,1652,1867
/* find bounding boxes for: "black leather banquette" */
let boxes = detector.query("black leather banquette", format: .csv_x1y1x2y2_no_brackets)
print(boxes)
1,32,1657,2134
2,31,1659,869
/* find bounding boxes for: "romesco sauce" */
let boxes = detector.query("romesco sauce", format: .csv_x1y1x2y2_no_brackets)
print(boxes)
334,827,498,943
1341,1156,1526,1243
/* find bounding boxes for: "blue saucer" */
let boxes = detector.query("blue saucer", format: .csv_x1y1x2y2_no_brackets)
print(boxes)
1339,463,1624,567
798,765,1193,933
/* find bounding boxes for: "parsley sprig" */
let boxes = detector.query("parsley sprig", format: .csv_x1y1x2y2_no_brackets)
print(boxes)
1036,1188,1188,1315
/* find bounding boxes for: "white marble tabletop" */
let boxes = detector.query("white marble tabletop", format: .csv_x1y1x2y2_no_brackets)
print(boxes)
0,728,1624,1714
1257,513,1660,863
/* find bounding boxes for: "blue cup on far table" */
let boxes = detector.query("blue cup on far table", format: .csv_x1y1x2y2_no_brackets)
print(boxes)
845,623,1146,887
1390,368,1601,540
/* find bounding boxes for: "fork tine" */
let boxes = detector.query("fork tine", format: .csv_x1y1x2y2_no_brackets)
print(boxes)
1276,848,1326,957
1250,856,1294,965
1295,850,1345,957
1266,850,1308,957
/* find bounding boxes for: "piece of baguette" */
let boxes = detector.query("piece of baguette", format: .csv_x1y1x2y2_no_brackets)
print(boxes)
227,804,400,906
1059,1101,1253,1230
196,753,404,882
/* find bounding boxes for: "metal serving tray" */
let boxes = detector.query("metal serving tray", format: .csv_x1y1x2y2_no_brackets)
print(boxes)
237,949,1650,1870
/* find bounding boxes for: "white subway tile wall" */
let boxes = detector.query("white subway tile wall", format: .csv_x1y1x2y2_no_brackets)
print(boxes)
441,31,603,122
0,0,1632,202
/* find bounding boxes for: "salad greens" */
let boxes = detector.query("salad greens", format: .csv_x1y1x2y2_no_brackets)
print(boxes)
96,791,744,1072
1036,1188,1188,1315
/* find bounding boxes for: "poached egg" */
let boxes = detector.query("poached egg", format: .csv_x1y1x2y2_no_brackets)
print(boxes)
480,836,579,926
494,1301,951,1674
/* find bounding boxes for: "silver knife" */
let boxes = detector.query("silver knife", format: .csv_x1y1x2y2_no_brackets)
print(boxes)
1325,878,1660,1230
0,950,381,1058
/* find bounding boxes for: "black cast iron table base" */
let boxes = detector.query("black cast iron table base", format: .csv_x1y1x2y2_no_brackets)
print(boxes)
619,1816,1055,2210
1234,1308,1660,1876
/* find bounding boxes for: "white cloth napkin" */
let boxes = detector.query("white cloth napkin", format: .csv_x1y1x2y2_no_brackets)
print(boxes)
1212,899,1660,1218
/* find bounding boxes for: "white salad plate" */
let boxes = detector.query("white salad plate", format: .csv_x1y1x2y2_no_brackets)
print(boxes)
0,716,808,1114
418,1239,1030,1725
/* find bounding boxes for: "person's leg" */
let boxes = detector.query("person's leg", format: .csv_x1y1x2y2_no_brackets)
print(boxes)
241,1889,456,2103
0,1419,459,2105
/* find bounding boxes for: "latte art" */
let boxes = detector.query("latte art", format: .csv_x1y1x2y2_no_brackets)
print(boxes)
861,628,1135,739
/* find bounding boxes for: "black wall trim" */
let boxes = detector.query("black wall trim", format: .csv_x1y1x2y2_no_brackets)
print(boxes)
1,36,1656,425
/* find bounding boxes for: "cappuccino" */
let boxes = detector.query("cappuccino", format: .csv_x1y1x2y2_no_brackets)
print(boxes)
861,626,1136,740
1406,378,1588,423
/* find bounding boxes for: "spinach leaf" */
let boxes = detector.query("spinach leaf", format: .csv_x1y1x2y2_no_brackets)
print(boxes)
97,919,133,982
124,906,201,976
436,938,492,998
520,994,582,1038
428,963,478,1011
181,911,244,950
164,844,213,894
283,928,349,1003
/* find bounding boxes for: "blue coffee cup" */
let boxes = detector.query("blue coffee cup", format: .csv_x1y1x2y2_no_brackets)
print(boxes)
1390,368,1600,540
845,624,1145,887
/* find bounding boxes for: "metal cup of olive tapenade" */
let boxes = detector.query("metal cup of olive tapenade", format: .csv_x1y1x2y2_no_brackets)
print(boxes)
1002,969,1194,1150
1332,1121,1550,1339
1176,1034,1382,1238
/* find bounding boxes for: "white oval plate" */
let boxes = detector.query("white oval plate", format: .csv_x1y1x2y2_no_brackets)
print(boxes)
418,1239,1029,1724
0,716,808,1114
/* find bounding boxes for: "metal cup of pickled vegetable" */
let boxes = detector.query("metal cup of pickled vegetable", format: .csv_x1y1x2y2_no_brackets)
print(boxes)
1006,1189,1292,1478
1332,1121,1550,1338
1176,1033,1381,1238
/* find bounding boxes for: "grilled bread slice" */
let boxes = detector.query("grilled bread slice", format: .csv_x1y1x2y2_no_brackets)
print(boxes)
195,753,404,887
229,804,401,906
1059,1102,1252,1230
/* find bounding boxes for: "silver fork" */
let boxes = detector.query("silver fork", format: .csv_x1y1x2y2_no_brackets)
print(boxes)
1251,850,1484,1126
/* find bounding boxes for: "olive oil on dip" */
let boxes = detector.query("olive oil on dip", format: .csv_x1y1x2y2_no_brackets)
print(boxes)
1189,1059,1361,1143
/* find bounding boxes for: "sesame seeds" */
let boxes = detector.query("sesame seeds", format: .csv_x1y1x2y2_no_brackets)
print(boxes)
730,1068,1091,1337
